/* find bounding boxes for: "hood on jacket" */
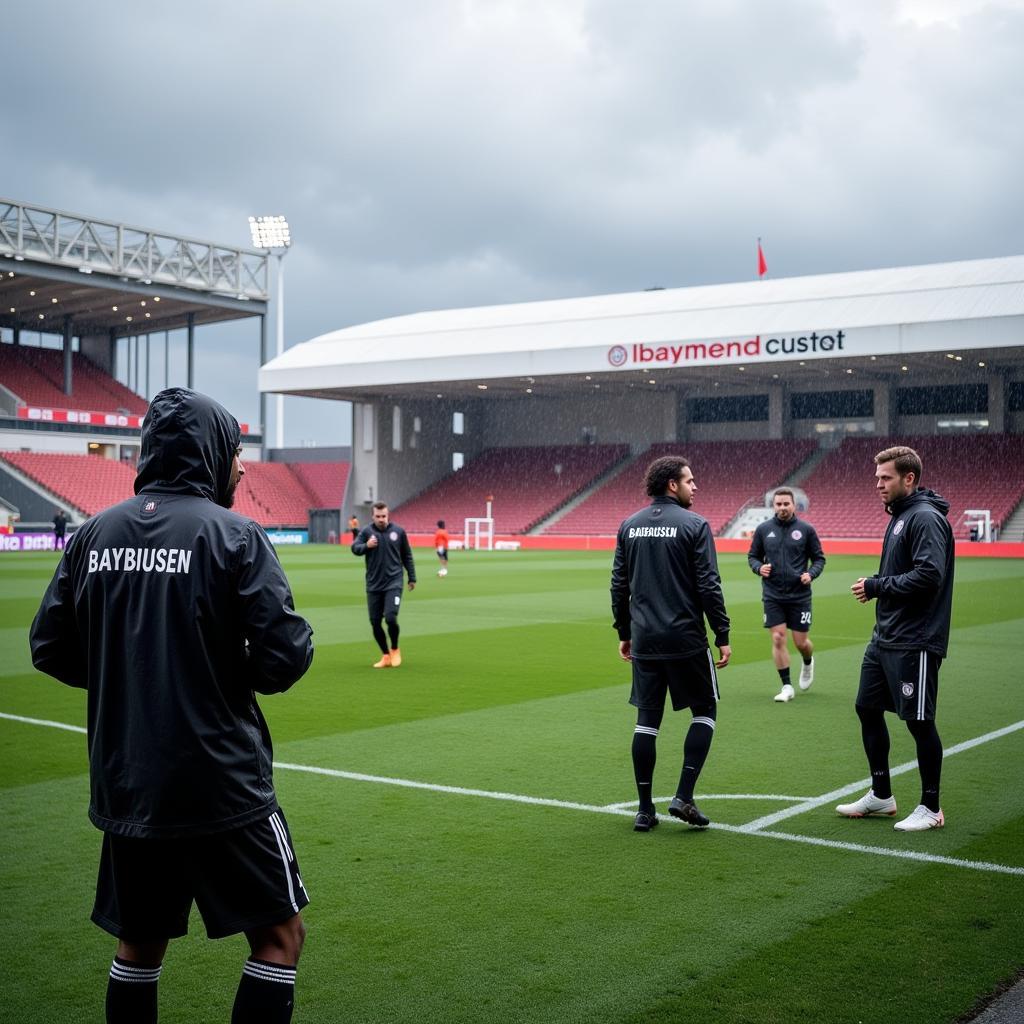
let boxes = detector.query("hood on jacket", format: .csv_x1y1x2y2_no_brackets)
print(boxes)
134,388,241,505
887,487,951,519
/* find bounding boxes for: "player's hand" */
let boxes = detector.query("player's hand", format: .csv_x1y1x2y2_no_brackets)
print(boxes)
407,581,416,591
618,640,632,661
366,534,378,548
715,644,732,668
800,572,812,585
759,563,772,578
851,577,870,603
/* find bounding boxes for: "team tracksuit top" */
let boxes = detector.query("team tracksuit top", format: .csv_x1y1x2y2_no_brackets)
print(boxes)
863,488,954,657
29,388,314,839
611,495,730,658
351,521,416,591
747,514,826,600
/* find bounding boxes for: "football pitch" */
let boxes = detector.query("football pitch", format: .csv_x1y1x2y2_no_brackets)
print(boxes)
2,546,1022,1023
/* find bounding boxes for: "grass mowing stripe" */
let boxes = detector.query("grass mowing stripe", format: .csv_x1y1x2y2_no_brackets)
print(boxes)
10,712,1019,876
741,717,1024,831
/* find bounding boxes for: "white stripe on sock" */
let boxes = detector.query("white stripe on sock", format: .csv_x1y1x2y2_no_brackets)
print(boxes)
244,961,297,984
692,716,716,730
633,725,659,736
110,961,162,983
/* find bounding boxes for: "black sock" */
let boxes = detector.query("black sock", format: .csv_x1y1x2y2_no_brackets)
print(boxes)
907,719,943,812
856,704,892,799
802,654,813,665
232,959,297,1024
106,957,161,1024
632,727,658,813
387,619,400,650
677,707,716,802
371,622,388,654
778,667,791,686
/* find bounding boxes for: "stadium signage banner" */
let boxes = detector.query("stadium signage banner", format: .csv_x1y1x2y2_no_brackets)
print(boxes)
266,530,308,546
608,330,846,368
16,407,250,433
0,532,61,553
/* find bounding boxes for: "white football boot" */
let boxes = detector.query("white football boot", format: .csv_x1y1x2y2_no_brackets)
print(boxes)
773,684,795,703
799,658,814,691
836,790,898,818
893,805,945,831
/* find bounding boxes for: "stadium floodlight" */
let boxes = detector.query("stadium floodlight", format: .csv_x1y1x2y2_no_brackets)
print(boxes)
248,215,291,450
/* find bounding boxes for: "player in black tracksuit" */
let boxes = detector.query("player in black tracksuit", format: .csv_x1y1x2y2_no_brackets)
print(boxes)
611,455,731,832
747,488,826,702
839,444,955,832
351,501,416,668
30,387,314,1023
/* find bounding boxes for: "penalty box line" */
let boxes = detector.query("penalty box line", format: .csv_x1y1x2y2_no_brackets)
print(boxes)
3,711,1023,878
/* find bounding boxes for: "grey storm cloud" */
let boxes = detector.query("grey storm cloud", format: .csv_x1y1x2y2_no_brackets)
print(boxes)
3,0,1023,442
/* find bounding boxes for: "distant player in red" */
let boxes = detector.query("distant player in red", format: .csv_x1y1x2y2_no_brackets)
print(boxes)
434,520,450,577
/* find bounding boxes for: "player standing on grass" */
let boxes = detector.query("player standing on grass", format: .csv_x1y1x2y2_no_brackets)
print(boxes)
837,445,954,831
352,501,416,668
29,387,314,1024
611,455,731,832
747,488,825,703
434,519,450,577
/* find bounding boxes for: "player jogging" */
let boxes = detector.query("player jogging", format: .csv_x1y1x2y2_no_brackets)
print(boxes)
747,488,825,702
434,520,449,577
838,445,954,831
352,501,416,668
611,455,731,832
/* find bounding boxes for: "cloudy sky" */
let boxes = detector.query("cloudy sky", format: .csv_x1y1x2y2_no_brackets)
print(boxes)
4,0,1023,445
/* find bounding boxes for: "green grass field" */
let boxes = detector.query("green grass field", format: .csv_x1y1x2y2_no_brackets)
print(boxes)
2,546,1022,1023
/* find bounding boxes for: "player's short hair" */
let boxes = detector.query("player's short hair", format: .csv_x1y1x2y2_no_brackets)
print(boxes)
874,445,923,484
773,488,795,502
372,501,388,511
644,455,690,497
437,519,445,528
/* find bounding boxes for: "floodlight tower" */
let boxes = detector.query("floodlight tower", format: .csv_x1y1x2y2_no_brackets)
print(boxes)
248,215,291,450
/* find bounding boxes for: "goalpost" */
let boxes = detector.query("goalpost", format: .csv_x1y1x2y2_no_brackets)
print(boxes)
464,496,495,551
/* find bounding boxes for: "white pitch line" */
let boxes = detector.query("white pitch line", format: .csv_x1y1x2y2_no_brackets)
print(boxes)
740,718,1024,833
5,711,1023,877
0,711,87,734
603,793,815,810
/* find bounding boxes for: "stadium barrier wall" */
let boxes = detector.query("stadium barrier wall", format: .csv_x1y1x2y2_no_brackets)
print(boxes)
403,533,1024,558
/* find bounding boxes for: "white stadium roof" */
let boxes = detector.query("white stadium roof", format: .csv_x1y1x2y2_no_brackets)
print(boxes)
259,255,1024,401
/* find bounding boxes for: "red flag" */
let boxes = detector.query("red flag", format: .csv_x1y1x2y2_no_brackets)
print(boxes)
757,239,768,278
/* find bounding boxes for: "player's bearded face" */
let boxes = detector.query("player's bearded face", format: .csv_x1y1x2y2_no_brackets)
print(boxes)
221,449,243,509
774,498,794,521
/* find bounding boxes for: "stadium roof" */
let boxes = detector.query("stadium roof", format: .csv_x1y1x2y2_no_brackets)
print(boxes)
260,255,1024,401
0,199,268,338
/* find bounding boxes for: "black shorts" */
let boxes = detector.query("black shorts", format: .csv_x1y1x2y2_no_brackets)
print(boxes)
367,587,403,622
763,597,812,631
91,810,309,941
436,546,448,558
629,649,720,712
856,642,942,721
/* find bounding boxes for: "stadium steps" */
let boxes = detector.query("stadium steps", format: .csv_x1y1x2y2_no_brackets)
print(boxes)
998,498,1024,542
787,444,831,486
527,449,635,535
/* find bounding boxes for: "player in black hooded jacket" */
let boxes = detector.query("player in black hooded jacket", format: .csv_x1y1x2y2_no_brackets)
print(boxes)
30,387,314,1024
839,444,954,833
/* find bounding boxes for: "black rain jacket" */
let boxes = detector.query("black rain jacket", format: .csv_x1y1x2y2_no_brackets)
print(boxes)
863,488,954,657
747,515,826,600
29,388,314,838
351,521,416,591
611,495,731,658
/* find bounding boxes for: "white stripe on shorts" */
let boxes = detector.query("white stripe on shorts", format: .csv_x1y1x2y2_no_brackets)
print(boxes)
706,648,720,702
267,813,299,913
918,651,927,720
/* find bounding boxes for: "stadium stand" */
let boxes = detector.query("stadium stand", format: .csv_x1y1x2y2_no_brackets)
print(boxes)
391,444,631,534
801,433,1024,539
289,461,351,509
544,439,818,536
0,451,351,529
0,345,148,415
0,451,137,517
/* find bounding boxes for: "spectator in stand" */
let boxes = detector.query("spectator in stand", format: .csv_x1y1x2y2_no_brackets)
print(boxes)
434,520,450,577
53,509,68,551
